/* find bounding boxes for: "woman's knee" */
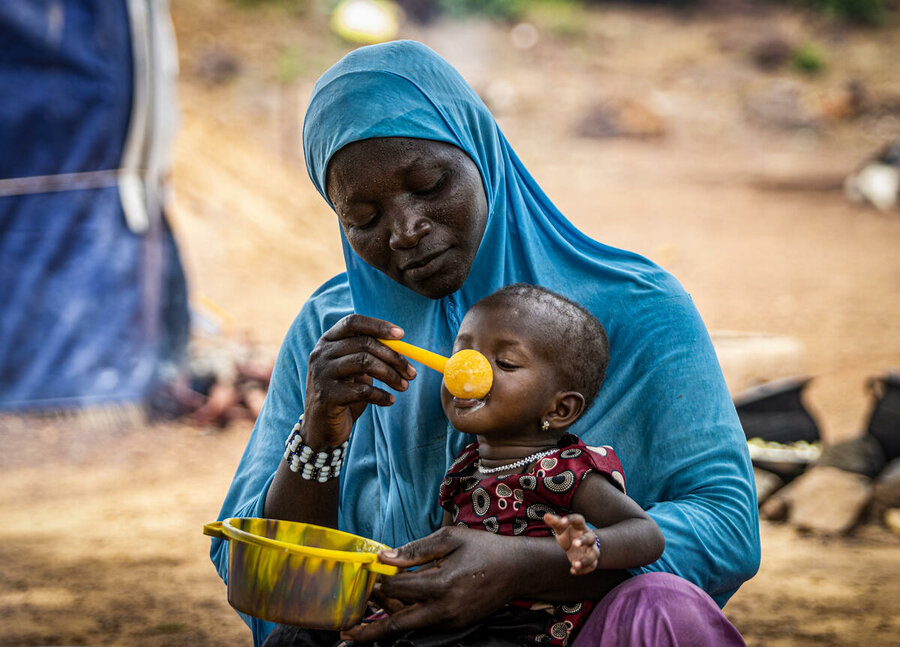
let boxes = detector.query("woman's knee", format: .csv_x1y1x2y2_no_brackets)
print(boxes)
573,572,745,647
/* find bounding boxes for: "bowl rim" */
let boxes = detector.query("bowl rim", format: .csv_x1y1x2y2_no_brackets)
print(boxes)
221,517,394,567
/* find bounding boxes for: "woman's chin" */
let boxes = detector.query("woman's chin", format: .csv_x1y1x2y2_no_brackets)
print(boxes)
397,254,472,299
404,273,465,299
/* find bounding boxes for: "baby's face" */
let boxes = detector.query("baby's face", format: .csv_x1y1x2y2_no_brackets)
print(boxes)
441,299,561,439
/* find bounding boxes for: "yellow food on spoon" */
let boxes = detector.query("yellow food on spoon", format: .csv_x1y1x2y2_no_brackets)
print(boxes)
443,349,492,400
378,339,493,399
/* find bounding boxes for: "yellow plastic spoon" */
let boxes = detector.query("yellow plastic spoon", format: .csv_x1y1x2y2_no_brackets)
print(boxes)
378,338,493,399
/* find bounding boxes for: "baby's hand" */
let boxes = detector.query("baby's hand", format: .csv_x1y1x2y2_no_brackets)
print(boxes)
544,513,599,575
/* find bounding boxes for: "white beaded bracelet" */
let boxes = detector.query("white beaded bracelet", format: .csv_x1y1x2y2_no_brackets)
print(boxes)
283,415,348,482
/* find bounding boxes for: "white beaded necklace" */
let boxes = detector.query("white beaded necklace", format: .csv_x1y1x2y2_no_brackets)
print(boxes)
477,448,557,475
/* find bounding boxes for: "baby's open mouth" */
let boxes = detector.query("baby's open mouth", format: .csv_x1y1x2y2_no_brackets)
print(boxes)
452,393,488,409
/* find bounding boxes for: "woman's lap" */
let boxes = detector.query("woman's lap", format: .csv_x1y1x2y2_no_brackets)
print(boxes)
262,573,745,647
571,572,745,647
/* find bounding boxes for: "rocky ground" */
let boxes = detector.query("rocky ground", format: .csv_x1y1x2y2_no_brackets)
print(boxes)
2,1,899,645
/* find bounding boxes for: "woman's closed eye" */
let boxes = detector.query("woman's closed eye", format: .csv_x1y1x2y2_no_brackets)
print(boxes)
412,172,448,197
345,211,379,230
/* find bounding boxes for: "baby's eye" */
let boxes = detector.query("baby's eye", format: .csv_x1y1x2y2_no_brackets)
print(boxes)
496,359,518,370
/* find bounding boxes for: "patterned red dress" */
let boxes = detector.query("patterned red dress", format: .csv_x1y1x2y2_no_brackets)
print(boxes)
438,436,627,646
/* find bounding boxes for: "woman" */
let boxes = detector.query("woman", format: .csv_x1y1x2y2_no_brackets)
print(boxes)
211,40,760,646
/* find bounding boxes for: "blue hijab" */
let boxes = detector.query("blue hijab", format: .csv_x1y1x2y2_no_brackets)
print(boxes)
214,41,759,644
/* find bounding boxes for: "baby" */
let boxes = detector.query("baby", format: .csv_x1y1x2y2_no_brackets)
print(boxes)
434,283,665,646
268,284,664,647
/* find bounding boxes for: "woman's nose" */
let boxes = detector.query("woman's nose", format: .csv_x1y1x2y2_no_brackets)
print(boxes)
388,209,432,249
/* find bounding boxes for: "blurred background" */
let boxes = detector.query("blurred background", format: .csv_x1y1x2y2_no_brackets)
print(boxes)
1,0,899,645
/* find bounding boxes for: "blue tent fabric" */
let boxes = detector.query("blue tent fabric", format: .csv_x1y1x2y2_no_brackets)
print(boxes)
0,1,189,411
0,2,133,178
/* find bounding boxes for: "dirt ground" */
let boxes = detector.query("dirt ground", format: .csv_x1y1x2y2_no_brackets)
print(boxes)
2,1,900,645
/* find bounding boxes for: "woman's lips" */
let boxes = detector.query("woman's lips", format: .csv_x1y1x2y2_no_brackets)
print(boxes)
400,249,447,281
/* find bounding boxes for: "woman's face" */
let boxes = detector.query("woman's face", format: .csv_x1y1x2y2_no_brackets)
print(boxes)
326,137,489,299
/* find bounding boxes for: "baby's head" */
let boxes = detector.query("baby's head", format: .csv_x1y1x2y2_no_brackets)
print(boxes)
441,283,609,440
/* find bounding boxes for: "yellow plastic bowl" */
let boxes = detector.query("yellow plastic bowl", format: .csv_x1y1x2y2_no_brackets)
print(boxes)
204,518,398,629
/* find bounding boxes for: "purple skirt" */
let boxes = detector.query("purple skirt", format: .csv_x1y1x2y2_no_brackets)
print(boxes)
572,572,745,646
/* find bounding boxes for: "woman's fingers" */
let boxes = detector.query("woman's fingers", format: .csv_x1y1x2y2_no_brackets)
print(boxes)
324,314,417,376
372,529,460,616
350,529,515,642
341,528,464,643
326,350,411,393
303,315,420,441
377,527,473,603
370,582,408,615
341,603,439,643
378,526,462,568
313,315,417,388
323,313,404,343
321,378,397,407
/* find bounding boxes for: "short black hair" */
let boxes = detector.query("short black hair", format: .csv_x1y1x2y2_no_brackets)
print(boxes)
478,283,610,411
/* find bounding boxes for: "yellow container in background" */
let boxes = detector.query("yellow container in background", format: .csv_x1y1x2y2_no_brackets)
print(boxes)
204,518,398,630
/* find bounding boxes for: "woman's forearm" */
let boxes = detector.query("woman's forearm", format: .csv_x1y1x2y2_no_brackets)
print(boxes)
262,405,351,528
263,461,340,528
512,534,630,602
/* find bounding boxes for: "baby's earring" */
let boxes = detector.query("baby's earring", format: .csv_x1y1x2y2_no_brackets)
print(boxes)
541,419,550,432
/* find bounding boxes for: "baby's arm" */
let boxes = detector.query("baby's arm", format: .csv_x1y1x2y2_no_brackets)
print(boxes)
544,473,664,575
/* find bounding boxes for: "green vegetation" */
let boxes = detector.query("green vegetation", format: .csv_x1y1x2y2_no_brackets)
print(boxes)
276,47,305,83
526,0,588,38
438,0,526,20
791,42,828,74
797,0,890,25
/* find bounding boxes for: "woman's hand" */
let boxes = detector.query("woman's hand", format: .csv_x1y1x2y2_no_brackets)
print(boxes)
264,315,416,527
340,527,519,643
301,314,417,448
341,526,632,643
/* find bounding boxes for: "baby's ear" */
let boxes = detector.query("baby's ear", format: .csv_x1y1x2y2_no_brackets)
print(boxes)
546,391,585,430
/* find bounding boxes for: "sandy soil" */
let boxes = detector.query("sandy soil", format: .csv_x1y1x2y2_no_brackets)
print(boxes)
2,1,899,645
